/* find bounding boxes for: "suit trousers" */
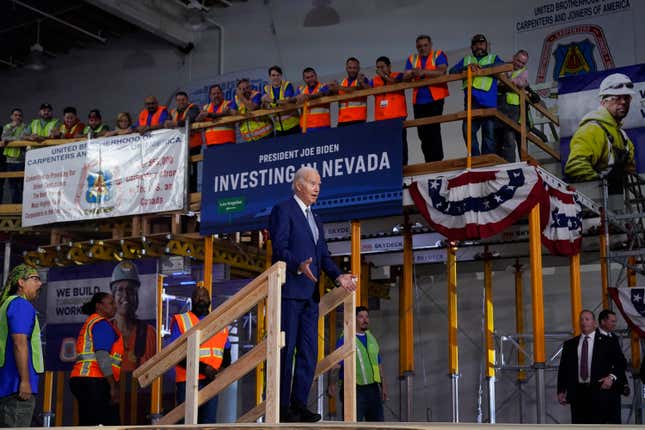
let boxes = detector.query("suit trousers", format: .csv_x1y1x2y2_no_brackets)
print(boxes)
280,297,319,408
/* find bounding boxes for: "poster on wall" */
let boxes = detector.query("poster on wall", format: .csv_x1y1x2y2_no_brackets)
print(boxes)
558,63,645,174
513,0,634,87
22,129,186,227
200,119,404,234
44,259,158,372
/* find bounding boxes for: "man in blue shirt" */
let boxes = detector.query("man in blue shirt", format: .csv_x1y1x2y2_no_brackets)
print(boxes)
0,264,43,428
450,34,504,156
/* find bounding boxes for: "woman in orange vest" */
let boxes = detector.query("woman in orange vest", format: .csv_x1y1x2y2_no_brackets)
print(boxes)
70,292,124,426
372,56,409,165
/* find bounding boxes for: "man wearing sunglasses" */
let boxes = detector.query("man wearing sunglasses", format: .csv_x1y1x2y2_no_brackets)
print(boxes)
565,73,636,209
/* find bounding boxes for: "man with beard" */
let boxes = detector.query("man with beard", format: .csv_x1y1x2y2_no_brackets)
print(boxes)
336,57,371,127
25,103,59,142
450,34,504,156
296,67,331,132
328,306,387,421
169,287,231,423
565,73,636,210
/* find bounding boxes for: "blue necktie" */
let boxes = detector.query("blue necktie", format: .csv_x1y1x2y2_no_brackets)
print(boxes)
306,207,319,243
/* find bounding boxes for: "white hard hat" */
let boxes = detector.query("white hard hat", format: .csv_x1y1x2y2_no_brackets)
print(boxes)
599,73,635,97
110,261,140,287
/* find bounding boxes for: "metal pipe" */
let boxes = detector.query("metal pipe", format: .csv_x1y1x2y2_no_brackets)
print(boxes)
535,366,546,423
2,241,10,285
42,371,54,427
488,376,496,423
451,373,460,423
206,18,224,75
466,66,473,169
13,0,107,43
484,254,495,423
569,254,582,336
513,260,525,383
529,204,546,423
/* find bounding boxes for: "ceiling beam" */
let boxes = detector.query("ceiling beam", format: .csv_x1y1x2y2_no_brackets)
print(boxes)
85,0,193,48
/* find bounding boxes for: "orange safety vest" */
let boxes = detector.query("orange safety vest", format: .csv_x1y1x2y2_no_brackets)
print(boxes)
299,83,331,130
203,101,235,145
138,105,167,127
408,51,449,103
71,313,124,382
338,77,367,123
173,312,229,383
59,122,85,138
372,72,407,121
171,104,204,148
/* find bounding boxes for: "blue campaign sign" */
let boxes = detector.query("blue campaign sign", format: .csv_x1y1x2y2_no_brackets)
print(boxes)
200,119,403,234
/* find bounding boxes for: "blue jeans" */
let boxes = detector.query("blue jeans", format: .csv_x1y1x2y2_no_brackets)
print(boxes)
462,102,496,156
176,380,218,423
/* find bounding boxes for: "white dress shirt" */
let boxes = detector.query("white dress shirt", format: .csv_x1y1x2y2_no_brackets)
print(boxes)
577,330,595,383
293,194,309,217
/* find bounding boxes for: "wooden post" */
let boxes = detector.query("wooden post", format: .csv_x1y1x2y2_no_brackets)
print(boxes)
151,274,164,420
328,308,337,416
484,255,495,379
360,261,369,308
569,254,582,336
466,66,473,169
130,377,139,423
529,204,546,423
54,371,65,427
400,223,414,375
265,263,284,424
351,221,361,305
257,240,271,406
184,329,201,424
42,371,54,426
447,243,458,376
343,291,357,422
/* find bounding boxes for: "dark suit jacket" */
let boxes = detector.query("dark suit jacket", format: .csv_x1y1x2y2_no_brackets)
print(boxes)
269,197,341,300
557,329,626,403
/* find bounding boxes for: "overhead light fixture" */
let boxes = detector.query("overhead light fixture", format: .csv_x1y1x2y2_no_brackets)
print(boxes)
24,21,46,72
304,0,340,27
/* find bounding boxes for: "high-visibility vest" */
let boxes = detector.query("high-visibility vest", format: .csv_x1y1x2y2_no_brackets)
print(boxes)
171,104,203,148
71,313,124,382
29,118,59,138
2,123,26,159
408,51,449,103
504,67,527,106
264,81,300,132
461,54,497,91
138,106,167,127
173,312,229,383
0,296,43,373
203,101,235,145
372,72,407,121
83,124,108,136
59,122,85,138
339,331,381,385
338,77,367,123
299,83,331,130
235,93,273,142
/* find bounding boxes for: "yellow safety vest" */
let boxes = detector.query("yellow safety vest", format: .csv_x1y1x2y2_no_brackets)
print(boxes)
462,54,497,91
264,81,300,132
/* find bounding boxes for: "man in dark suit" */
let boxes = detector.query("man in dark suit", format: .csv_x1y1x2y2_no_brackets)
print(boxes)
598,309,629,423
269,166,356,423
557,309,627,423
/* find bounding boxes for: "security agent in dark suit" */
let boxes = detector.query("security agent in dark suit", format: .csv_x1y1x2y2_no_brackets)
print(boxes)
598,309,629,423
557,309,627,424
269,166,356,423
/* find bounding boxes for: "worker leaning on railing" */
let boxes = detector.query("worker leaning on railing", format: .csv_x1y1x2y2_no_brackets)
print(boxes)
0,108,28,204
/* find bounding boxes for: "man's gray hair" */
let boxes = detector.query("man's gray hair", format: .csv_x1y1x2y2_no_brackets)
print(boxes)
292,166,319,192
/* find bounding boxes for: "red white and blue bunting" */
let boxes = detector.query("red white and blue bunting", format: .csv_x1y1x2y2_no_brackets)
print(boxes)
409,164,583,256
609,287,645,338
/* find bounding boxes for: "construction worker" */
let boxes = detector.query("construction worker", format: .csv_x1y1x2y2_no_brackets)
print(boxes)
450,34,504,156
196,84,235,145
166,91,203,192
70,292,124,426
1,108,28,203
296,67,331,132
496,50,529,162
230,78,273,142
83,109,110,138
564,73,635,210
262,65,301,136
136,96,169,134
328,306,387,421
25,103,59,142
372,56,408,165
404,34,449,162
57,106,85,138
0,264,44,428
336,57,371,127
169,286,231,423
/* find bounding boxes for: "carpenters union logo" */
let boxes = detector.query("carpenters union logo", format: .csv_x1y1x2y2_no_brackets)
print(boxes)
85,169,113,204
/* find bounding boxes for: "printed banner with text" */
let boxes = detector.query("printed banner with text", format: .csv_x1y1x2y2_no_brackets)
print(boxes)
200,120,404,234
22,129,187,227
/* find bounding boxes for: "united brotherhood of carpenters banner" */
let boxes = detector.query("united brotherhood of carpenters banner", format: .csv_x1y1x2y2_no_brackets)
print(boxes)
22,129,187,227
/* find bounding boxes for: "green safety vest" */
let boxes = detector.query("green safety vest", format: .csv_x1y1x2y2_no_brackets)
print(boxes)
83,124,107,136
505,67,526,106
2,123,26,159
341,331,381,385
0,295,44,373
462,54,497,91
264,81,300,132
29,118,59,138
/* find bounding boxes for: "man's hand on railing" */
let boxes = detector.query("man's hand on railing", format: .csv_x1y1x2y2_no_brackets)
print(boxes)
202,363,218,382
335,273,357,292
468,64,482,73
